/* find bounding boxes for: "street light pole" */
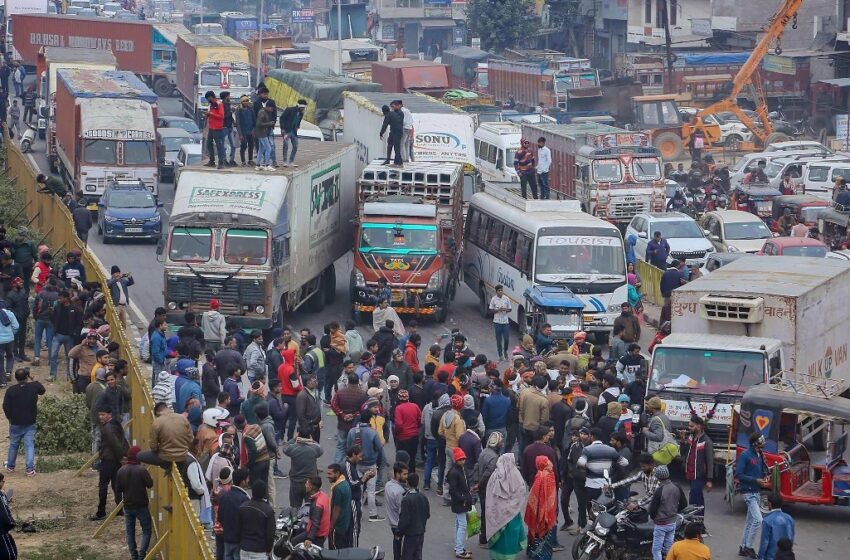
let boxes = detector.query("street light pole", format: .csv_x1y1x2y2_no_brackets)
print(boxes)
256,0,264,85
337,0,342,75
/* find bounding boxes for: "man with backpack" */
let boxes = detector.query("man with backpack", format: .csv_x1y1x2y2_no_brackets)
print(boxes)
346,412,384,522
233,414,270,489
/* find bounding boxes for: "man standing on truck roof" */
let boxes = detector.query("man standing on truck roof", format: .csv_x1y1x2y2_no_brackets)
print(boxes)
204,91,227,170
513,139,538,200
220,91,237,167
398,100,414,163
236,95,256,167
280,100,307,168
379,102,404,167
536,137,551,200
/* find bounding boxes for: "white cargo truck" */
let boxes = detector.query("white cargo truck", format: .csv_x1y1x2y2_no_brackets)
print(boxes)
343,91,476,177
309,39,386,79
649,256,850,460
163,142,357,329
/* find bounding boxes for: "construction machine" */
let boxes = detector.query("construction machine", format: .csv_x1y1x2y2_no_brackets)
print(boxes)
632,93,722,161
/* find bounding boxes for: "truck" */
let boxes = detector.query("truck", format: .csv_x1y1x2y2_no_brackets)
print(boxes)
163,142,357,329
308,39,386,80
175,32,251,124
221,12,257,41
11,14,189,97
241,34,294,77
4,0,48,60
442,46,493,92
54,69,158,199
37,47,117,168
351,160,464,322
342,92,476,177
521,122,667,225
489,58,601,111
650,257,850,461
370,60,450,96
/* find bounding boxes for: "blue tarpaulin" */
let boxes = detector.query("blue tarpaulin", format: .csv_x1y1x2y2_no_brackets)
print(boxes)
681,53,750,66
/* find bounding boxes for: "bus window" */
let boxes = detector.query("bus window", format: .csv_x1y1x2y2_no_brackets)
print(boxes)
465,208,478,242
487,144,498,164
518,236,533,275
488,220,504,252
477,213,490,243
496,149,504,170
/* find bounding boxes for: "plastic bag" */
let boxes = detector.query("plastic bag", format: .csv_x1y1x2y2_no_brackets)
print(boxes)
466,505,481,538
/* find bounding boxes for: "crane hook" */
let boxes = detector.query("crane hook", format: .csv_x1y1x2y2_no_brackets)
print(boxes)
792,14,798,29
774,39,783,56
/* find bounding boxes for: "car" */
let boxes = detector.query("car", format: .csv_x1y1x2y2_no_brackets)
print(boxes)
102,1,121,15
826,249,850,261
698,252,755,276
172,142,203,186
97,180,163,244
680,108,753,149
763,140,832,154
626,212,715,267
157,128,195,182
728,150,825,189
718,109,798,137
157,116,202,142
700,210,774,253
757,236,829,257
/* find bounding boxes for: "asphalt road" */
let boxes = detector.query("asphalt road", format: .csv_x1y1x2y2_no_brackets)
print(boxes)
21,93,850,560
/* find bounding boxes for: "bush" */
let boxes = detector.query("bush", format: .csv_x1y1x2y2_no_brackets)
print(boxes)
36,393,92,455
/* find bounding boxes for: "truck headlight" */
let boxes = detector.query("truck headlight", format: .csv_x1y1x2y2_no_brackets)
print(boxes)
167,301,177,310
426,270,442,290
255,305,265,314
354,270,366,287
85,184,97,192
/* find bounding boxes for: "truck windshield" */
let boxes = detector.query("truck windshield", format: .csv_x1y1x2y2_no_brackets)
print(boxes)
650,347,765,394
359,224,438,254
724,221,771,240
124,141,155,164
229,71,251,88
200,70,222,86
225,229,268,265
535,235,626,282
170,227,212,262
84,140,117,164
592,159,622,183
632,158,662,181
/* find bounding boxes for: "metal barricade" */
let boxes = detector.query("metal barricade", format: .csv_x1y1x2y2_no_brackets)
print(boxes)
635,259,664,306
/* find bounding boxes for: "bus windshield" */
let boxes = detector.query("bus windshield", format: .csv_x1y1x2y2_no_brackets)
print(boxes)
650,347,765,394
170,227,212,262
535,235,626,282
592,159,623,183
359,223,438,254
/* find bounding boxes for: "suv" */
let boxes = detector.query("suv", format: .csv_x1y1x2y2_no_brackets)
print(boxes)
625,212,715,267
97,180,162,244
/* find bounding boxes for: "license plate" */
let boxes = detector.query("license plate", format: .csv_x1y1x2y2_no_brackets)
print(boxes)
391,289,404,302
663,399,736,424
686,259,703,267
125,227,143,233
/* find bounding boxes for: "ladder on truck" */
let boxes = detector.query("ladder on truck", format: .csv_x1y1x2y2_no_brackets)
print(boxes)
768,373,847,400
359,160,462,206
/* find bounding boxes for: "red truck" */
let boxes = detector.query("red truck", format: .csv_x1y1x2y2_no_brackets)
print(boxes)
55,69,159,199
370,59,450,95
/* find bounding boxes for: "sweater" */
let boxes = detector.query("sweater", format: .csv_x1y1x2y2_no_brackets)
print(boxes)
237,498,276,553
649,481,687,525
282,439,323,480
393,401,422,440
202,311,226,343
2,381,45,426
115,463,153,509
218,486,250,544
481,391,510,430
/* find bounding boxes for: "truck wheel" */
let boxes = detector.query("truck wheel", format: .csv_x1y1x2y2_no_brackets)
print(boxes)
434,305,447,323
153,78,173,98
654,132,684,160
725,134,743,150
323,265,337,305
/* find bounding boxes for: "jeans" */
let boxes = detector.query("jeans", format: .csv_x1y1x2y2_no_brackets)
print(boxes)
741,492,763,549
269,133,277,164
423,438,441,488
223,542,241,560
257,136,273,165
33,319,53,360
50,333,75,380
538,172,550,199
224,127,236,160
13,315,26,358
358,463,378,516
519,173,538,199
443,446,456,499
454,511,467,553
13,81,22,97
239,134,255,163
281,395,298,439
7,423,35,470
652,522,676,560
282,132,298,163
97,458,122,516
124,506,152,559
689,478,706,508
335,428,349,465
0,342,13,376
386,133,402,164
493,322,510,358
208,128,226,164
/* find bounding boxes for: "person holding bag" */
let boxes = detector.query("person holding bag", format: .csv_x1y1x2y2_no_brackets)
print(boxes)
643,396,679,465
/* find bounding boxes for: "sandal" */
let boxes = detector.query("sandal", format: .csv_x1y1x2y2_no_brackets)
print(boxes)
455,553,472,559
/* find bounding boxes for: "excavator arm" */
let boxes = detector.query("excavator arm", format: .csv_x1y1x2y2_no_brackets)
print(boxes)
696,0,805,145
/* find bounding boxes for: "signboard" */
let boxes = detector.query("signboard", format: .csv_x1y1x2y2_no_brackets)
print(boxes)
763,54,796,76
424,7,452,17
412,114,475,166
188,186,266,210
310,164,342,249
835,114,850,149
82,129,154,140
291,9,315,24
592,132,649,148
690,18,712,37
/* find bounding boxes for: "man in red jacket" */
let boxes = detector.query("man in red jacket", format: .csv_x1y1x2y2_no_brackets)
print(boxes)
393,389,422,466
204,91,227,169
277,348,301,440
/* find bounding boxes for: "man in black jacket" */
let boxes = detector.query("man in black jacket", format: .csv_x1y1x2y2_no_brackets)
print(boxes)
398,471,430,560
2,368,44,476
0,253,21,297
71,198,93,244
5,278,28,361
219,468,250,558
237,479,276,557
447,447,473,559
92,404,128,520
51,290,82,382
379,101,404,166
280,100,306,167
115,445,153,560
373,320,398,369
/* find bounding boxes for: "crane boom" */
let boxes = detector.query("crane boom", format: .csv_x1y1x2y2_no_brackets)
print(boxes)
697,0,804,145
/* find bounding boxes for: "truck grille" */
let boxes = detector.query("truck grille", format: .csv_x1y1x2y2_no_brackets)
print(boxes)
671,250,707,261
608,199,650,219
167,276,266,314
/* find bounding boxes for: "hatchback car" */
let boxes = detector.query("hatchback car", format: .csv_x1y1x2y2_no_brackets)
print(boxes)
700,210,773,253
97,180,163,243
757,237,828,257
626,212,715,267
157,128,195,182
156,116,202,142
172,143,204,186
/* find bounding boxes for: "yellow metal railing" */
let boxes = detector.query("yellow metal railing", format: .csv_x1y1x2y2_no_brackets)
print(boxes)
636,259,664,306
6,145,214,560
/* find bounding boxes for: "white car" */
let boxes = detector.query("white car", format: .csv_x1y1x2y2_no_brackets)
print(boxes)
764,140,832,154
625,212,715,267
680,108,753,149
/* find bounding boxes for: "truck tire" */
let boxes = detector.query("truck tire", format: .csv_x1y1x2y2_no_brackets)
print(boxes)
764,132,791,146
153,78,173,98
434,304,447,323
323,265,337,305
654,132,684,160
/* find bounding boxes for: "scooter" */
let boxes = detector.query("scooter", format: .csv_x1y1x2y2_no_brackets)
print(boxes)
273,506,384,560
19,123,36,154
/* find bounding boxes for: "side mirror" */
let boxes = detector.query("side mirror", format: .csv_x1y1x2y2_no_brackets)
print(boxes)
710,234,720,241
177,161,185,167
157,201,164,208
637,231,647,239
703,229,710,236
155,237,165,256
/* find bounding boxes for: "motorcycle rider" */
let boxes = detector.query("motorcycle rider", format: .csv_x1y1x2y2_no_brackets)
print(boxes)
776,208,799,236
667,190,687,211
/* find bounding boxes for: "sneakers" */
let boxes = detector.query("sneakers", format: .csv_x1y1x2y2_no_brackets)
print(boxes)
435,487,443,496
4,462,13,473
455,551,472,559
281,163,290,167
31,357,39,367
255,166,264,171
739,547,757,559
273,470,286,479
89,512,106,521
551,545,565,552
264,165,275,171
289,163,298,167
204,161,216,167
228,160,237,167
26,468,35,477
368,514,385,522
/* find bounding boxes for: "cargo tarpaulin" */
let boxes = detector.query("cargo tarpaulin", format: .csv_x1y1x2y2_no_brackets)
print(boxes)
680,53,749,66
442,47,492,80
264,68,383,123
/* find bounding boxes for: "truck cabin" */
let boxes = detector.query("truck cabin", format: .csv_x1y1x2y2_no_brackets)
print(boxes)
197,62,251,92
577,144,663,186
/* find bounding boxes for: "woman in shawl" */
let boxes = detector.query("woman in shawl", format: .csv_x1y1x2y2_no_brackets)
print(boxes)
486,453,528,560
473,431,503,548
524,456,558,560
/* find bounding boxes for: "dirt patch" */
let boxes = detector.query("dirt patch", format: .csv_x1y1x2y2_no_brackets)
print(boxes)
0,364,128,560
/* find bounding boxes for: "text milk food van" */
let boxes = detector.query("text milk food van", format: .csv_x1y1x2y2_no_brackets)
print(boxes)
164,142,357,328
342,91,476,176
650,256,850,461
463,185,627,342
54,69,159,198
351,160,465,323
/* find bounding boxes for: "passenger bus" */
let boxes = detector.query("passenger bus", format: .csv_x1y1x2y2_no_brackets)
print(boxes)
462,186,628,341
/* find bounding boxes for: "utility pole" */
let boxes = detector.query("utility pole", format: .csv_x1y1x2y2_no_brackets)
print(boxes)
660,0,673,93
337,0,343,75
256,0,265,85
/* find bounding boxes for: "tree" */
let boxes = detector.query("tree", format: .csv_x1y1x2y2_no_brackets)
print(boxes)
465,0,536,52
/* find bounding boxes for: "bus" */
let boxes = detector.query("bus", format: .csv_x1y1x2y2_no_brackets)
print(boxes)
462,185,628,342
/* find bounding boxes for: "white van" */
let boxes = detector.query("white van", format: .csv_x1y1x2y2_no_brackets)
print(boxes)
763,154,850,192
799,160,850,199
474,122,521,183
729,150,832,188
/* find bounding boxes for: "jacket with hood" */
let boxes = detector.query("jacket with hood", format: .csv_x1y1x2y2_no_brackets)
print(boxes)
345,329,364,360
345,422,383,466
430,394,451,442
278,349,301,396
151,371,176,405
403,340,421,374
438,405,465,449
243,341,266,380
626,233,637,264
0,306,19,344
202,310,226,343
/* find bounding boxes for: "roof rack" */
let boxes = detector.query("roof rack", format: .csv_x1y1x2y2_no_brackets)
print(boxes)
481,181,583,212
768,373,846,400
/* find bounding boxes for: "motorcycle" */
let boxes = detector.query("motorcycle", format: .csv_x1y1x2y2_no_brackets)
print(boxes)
273,505,384,560
19,123,36,154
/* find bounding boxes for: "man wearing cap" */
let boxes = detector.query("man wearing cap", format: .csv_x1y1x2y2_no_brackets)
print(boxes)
648,464,687,560
106,266,133,328
203,91,227,169
202,299,227,352
236,94,257,166
736,432,771,558
116,445,153,560
447,446,473,559
385,347,412,390
92,403,128,520
70,330,104,385
279,99,307,167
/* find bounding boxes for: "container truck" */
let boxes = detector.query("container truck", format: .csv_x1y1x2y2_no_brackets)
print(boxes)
521,122,666,225
54,69,158,199
308,39,386,80
442,46,492,92
241,34,294,77
342,92,476,176
175,33,251,124
650,256,850,461
351,160,464,323
370,60,450,95
490,58,601,111
38,47,117,168
11,14,189,96
221,12,257,41
162,142,357,329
